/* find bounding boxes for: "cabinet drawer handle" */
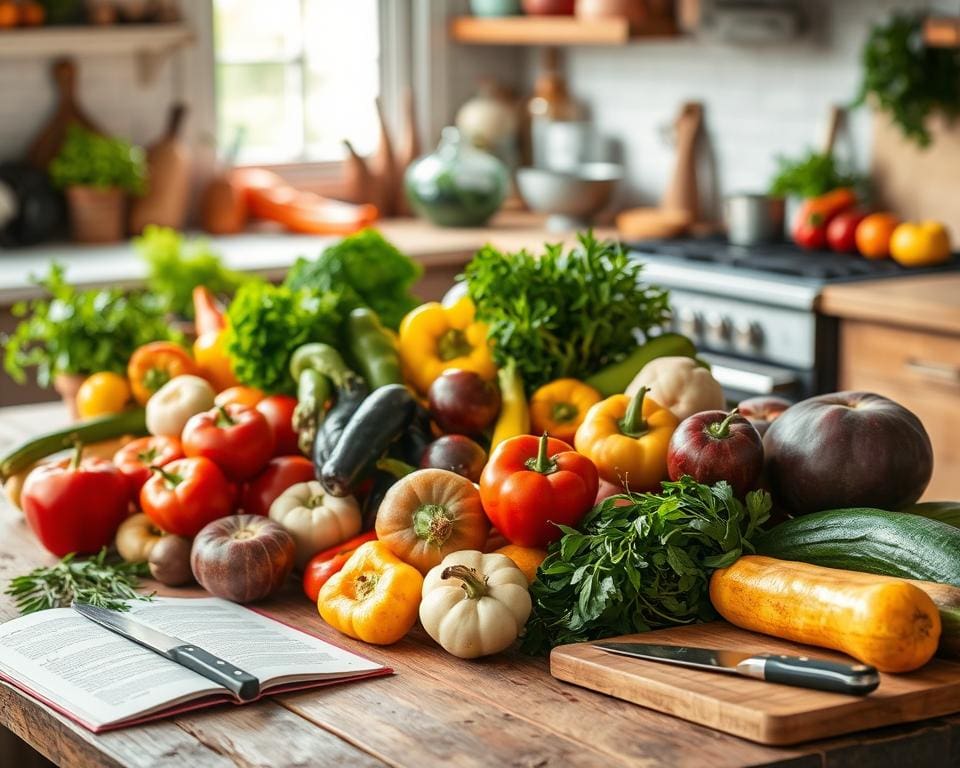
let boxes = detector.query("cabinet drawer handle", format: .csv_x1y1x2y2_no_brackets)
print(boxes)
905,359,960,384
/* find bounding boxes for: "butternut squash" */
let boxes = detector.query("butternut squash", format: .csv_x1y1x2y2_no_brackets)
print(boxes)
710,555,941,673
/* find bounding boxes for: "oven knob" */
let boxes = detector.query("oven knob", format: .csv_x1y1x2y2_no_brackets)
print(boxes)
704,313,731,347
675,308,703,339
734,320,764,351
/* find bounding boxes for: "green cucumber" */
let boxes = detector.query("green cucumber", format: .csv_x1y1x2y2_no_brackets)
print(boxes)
585,332,697,397
756,508,960,587
901,501,960,529
0,408,148,481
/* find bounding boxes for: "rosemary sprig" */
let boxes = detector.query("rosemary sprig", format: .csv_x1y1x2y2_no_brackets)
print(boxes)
5,548,153,615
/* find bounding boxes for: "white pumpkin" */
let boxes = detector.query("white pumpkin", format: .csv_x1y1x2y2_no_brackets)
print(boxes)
419,550,531,659
268,481,361,569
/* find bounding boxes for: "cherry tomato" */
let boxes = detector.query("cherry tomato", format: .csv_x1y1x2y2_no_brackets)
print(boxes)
241,455,315,517
256,395,300,456
182,404,275,481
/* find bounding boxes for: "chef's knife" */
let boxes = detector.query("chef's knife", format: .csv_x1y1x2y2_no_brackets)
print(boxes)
593,642,879,695
71,602,260,701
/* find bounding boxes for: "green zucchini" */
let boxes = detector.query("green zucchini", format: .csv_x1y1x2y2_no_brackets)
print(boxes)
0,408,147,481
901,501,960,529
756,508,960,587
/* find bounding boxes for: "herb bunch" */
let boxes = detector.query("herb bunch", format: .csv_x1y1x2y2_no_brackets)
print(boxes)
49,124,147,195
6,549,153,615
522,478,771,655
769,150,863,199
464,232,669,394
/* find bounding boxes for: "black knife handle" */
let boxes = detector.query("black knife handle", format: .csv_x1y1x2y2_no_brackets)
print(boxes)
743,655,880,696
169,644,260,701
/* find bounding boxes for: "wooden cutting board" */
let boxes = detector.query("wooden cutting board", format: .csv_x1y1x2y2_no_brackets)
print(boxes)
550,621,960,746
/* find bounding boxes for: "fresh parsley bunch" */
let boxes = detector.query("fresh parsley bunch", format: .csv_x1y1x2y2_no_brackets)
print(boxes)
523,478,772,655
463,232,669,394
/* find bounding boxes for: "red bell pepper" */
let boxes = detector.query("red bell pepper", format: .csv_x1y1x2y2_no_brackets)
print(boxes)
140,456,236,537
241,455,315,517
22,445,131,557
182,404,275,481
112,435,184,498
479,432,599,548
302,530,378,603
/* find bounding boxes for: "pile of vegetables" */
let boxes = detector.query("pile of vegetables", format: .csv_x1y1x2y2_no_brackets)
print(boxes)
3,228,959,677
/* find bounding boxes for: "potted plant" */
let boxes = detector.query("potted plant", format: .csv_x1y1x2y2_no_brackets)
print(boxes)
2,264,177,418
48,124,147,243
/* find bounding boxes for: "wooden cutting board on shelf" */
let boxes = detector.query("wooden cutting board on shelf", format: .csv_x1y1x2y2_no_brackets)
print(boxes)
550,621,960,746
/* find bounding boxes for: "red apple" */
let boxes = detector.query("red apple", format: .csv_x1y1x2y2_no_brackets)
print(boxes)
191,514,295,603
737,395,792,437
428,369,501,436
667,409,764,498
420,435,487,482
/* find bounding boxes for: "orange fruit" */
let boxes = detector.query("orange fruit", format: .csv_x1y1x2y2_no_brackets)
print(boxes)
214,385,264,409
0,1,19,27
494,544,548,584
855,212,899,260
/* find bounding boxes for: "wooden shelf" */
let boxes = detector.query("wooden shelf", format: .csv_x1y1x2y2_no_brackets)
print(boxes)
450,15,677,46
0,24,194,82
924,17,960,48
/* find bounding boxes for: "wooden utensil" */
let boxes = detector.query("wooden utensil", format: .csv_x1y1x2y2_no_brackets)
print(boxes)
617,101,702,240
26,59,102,169
393,88,420,216
370,98,396,217
129,103,191,234
551,621,960,746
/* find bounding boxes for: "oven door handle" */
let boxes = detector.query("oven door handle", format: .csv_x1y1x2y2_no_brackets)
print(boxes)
703,356,801,396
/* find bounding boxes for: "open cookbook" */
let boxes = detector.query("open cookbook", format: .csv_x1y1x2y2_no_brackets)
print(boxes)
0,597,390,733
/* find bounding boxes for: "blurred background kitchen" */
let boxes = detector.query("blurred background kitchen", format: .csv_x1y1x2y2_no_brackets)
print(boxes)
1,0,959,496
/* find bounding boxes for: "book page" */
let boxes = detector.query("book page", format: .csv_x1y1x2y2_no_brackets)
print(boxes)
127,597,384,686
0,608,217,729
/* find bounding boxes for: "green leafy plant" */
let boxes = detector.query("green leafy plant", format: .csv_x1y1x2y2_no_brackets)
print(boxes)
48,124,147,194
2,265,177,387
283,229,422,330
769,150,863,199
522,477,772,655
224,281,343,394
6,549,153,614
855,13,960,148
464,232,669,394
135,225,257,319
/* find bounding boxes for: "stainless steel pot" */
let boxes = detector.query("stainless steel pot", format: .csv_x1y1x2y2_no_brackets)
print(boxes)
724,193,785,246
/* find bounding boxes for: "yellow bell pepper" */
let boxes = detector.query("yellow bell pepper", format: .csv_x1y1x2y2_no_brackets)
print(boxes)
193,328,239,393
574,387,678,491
398,297,496,394
317,540,424,645
529,378,602,444
889,221,952,268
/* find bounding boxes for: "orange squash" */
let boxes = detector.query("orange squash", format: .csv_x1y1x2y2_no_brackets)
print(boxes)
710,555,941,673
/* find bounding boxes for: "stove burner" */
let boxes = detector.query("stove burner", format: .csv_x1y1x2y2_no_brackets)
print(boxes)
625,237,960,282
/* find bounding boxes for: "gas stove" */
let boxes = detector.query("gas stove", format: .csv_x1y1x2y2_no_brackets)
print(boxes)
625,238,959,400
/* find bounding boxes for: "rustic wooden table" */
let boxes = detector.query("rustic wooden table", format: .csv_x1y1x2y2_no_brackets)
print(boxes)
1,403,958,768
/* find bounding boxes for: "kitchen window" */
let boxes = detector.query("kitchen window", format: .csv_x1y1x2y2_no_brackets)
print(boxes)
212,0,382,168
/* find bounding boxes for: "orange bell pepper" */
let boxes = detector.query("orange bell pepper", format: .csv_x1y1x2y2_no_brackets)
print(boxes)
574,387,678,491
529,378,602,443
127,342,197,406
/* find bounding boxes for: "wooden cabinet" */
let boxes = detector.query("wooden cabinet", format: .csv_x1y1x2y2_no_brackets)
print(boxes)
838,320,960,500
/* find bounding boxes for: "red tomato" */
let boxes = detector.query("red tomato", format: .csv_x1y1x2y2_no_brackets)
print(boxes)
140,456,236,537
256,395,300,456
22,449,131,557
479,433,599,548
113,435,184,498
792,219,827,250
182,404,275,481
826,210,867,253
302,531,378,602
241,455,315,517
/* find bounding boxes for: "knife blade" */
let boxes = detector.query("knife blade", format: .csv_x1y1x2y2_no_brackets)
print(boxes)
593,641,880,695
71,602,260,701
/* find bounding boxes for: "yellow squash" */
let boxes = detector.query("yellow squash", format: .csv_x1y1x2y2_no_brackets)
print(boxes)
710,555,941,673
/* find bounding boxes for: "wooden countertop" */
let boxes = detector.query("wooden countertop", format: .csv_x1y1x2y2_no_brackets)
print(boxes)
1,403,959,768
0,212,615,305
820,272,960,336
